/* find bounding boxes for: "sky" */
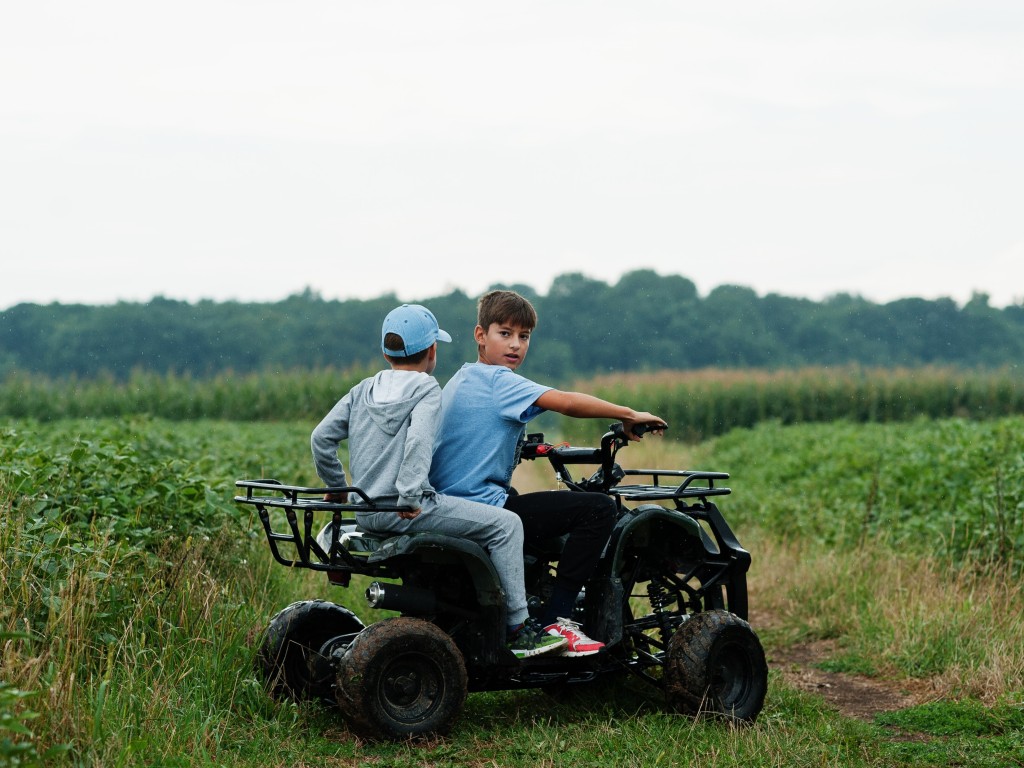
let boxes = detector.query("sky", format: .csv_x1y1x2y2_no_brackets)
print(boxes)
2,1,1022,311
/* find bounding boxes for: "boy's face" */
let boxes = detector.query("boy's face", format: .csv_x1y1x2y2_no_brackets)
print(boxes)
475,322,532,370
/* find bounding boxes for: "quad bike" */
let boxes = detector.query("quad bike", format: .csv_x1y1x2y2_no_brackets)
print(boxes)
235,423,767,740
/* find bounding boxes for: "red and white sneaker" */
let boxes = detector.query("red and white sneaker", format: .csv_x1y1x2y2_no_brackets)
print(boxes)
544,618,604,657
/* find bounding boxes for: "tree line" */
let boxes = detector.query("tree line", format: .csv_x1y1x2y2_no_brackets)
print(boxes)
2,270,1023,383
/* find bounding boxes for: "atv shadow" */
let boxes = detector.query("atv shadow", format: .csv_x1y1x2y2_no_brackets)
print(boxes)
461,674,670,731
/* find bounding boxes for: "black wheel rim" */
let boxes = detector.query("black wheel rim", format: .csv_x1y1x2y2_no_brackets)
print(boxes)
377,652,447,725
712,639,754,710
282,640,323,692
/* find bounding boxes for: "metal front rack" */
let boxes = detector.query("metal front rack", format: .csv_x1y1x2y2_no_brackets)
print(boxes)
614,469,731,503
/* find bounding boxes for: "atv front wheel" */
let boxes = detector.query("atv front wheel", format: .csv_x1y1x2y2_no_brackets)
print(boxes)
664,609,767,723
258,599,365,702
335,617,468,740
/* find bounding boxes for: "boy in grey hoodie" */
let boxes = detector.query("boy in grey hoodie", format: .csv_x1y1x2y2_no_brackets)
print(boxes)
310,304,565,659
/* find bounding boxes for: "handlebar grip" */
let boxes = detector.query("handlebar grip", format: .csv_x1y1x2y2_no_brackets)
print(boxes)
632,422,668,437
609,421,669,439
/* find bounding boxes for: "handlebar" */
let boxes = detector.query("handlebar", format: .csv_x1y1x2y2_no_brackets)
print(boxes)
610,421,667,440
519,422,727,500
521,421,666,460
518,422,665,493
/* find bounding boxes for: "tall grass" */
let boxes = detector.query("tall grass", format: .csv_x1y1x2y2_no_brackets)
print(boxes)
0,368,369,422
748,538,1024,701
569,365,1024,442
0,418,313,763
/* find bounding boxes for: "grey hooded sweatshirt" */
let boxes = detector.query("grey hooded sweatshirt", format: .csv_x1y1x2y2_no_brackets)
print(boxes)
311,370,440,509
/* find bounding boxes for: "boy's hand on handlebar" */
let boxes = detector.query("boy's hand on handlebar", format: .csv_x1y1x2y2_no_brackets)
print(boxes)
324,491,348,503
623,413,667,441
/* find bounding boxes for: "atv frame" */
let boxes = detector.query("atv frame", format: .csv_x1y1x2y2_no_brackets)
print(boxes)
236,423,767,740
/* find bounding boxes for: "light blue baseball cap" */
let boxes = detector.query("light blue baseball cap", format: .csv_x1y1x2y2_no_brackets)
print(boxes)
381,304,452,357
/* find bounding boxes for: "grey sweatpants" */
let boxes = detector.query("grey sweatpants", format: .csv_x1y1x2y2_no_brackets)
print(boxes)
354,492,528,626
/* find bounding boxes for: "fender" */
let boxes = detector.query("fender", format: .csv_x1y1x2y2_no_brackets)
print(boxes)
609,503,704,571
587,503,749,646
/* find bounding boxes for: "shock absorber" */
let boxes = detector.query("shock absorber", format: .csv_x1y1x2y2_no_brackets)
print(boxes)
647,579,673,613
647,578,678,645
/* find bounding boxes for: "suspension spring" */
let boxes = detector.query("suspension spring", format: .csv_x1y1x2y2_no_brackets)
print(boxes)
647,579,673,612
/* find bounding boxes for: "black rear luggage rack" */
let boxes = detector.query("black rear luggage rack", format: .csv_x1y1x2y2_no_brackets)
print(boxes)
234,479,410,583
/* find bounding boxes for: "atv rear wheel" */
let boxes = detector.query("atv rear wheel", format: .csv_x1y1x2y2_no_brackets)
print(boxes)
664,609,767,723
335,617,468,740
258,599,365,702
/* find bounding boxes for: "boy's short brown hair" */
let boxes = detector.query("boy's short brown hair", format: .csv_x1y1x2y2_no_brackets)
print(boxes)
383,332,430,364
477,290,538,331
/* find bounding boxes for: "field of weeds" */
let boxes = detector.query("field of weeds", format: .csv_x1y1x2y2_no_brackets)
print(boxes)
2,412,1022,766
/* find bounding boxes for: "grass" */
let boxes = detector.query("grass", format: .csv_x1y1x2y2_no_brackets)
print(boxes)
876,700,1024,767
744,537,1024,699
3,416,1024,766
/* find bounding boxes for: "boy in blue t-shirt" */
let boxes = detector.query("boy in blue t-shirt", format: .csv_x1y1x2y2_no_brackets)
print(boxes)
430,290,665,656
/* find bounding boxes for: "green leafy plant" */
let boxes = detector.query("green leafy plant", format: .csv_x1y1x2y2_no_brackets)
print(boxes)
0,680,71,766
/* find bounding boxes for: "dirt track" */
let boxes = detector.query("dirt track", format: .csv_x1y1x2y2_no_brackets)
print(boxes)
768,637,936,721
749,602,939,722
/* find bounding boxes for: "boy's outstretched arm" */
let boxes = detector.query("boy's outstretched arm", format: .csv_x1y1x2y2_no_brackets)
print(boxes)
534,389,666,440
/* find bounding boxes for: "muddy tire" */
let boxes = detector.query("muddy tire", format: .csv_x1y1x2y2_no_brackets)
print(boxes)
664,610,767,723
258,599,365,702
335,617,467,740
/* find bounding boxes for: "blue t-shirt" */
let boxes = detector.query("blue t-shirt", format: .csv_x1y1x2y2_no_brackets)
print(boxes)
430,363,551,506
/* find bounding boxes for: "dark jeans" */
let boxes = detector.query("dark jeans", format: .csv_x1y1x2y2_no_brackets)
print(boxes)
503,490,617,590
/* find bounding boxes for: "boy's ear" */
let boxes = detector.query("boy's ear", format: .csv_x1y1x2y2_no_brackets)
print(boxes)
473,324,487,344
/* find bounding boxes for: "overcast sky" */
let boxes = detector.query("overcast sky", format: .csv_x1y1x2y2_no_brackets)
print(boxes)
2,1,1022,311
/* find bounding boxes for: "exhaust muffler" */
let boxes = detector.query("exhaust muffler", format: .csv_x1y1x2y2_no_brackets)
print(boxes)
365,581,438,614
